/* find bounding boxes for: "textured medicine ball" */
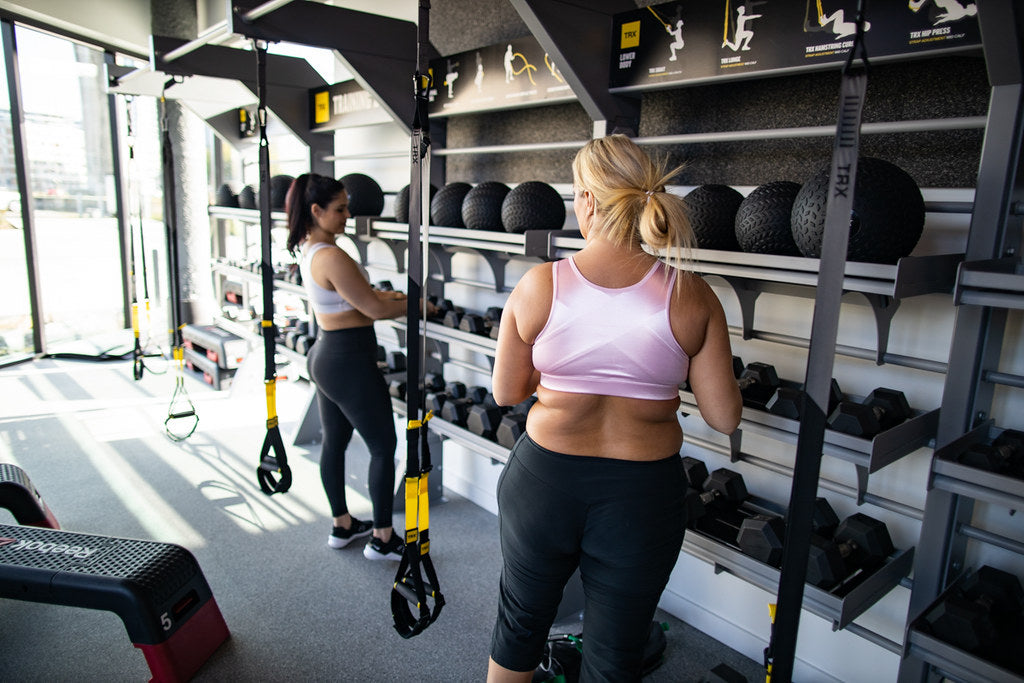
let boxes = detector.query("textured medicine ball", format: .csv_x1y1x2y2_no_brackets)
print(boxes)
270,175,295,210
501,181,566,233
430,182,473,227
684,184,744,251
735,181,802,256
791,157,925,264
340,173,384,216
215,183,239,207
238,185,257,210
463,181,511,231
394,183,439,223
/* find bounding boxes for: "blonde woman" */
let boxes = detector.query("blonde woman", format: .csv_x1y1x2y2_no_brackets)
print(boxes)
487,135,742,681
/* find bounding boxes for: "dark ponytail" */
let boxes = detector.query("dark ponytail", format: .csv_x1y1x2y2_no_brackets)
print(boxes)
285,173,346,255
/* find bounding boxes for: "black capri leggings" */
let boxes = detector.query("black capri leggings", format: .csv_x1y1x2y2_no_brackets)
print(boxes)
306,326,396,529
490,433,687,682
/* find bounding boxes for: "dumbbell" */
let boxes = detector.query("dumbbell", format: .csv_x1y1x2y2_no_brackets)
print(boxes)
384,372,407,401
294,335,315,355
957,429,1024,476
445,381,467,400
386,350,407,373
736,362,781,410
805,512,895,589
766,379,843,420
441,385,489,427
827,387,911,437
459,313,488,336
467,393,506,440
375,280,394,291
738,498,837,569
428,298,457,323
736,514,786,567
496,397,536,448
925,565,1024,656
443,309,463,328
424,372,446,394
485,307,503,339
681,458,749,522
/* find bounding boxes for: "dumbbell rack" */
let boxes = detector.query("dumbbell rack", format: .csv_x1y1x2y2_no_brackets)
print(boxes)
898,3,1024,680
342,211,961,653
677,386,940,504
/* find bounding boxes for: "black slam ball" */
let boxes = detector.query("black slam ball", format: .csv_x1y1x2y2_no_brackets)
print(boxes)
238,185,257,210
340,173,384,216
791,157,925,264
463,181,511,231
684,184,745,251
735,181,802,256
430,182,473,227
501,181,566,233
394,183,439,223
269,175,295,210
215,183,239,208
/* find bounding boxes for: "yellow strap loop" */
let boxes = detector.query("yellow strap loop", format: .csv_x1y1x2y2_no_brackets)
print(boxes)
407,410,434,430
265,378,278,421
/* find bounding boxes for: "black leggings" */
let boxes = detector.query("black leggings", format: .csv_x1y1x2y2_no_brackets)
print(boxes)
490,433,687,682
306,326,396,529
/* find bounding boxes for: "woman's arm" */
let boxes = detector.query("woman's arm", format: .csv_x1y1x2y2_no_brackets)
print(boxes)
685,283,742,435
491,263,552,406
316,247,408,320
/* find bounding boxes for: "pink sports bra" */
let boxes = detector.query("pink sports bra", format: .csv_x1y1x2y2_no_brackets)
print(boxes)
532,257,690,401
300,242,369,314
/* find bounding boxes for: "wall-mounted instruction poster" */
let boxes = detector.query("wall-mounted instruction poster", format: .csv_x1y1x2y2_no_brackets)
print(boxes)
427,35,576,116
610,0,981,91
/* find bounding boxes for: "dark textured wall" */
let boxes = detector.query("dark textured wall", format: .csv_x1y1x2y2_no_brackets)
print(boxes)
430,0,991,190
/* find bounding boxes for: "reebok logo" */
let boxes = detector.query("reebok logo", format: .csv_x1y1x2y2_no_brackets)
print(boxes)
0,537,97,559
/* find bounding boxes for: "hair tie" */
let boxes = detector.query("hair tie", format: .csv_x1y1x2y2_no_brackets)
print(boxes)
644,189,655,205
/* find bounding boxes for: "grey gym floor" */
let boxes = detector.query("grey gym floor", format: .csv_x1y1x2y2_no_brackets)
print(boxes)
0,351,764,682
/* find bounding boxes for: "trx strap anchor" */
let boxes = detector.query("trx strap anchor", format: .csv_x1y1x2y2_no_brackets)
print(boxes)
251,41,290,496
391,0,444,638
764,3,869,681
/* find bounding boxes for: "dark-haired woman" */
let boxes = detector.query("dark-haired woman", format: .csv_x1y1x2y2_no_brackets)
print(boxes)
286,173,412,560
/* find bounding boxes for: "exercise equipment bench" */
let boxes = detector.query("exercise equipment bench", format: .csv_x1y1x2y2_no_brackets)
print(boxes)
0,463,59,529
0,523,229,681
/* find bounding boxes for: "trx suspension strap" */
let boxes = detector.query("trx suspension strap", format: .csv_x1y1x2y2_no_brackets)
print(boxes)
763,4,869,681
391,0,444,638
160,84,198,441
252,40,291,496
125,95,164,381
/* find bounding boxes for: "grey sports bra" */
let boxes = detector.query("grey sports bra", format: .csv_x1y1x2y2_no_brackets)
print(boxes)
299,242,369,314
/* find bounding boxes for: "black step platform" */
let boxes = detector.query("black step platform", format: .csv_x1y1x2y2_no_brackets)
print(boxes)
0,524,229,681
0,463,59,529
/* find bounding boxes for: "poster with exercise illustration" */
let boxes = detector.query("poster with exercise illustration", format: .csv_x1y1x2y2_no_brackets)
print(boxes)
427,35,573,116
611,0,980,90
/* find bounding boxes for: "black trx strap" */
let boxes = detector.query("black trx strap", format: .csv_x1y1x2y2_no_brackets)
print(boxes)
764,4,869,681
125,95,164,381
391,0,444,638
251,41,291,496
160,83,198,441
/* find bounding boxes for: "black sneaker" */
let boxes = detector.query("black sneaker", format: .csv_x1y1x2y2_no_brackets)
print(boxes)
363,532,404,561
327,518,373,548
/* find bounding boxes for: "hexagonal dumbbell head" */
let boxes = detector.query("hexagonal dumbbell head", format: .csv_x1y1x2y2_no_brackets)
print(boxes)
683,488,707,526
681,457,710,491
737,514,785,567
960,565,1024,616
496,413,527,448
767,380,843,420
443,309,462,328
812,497,840,538
863,387,911,430
467,403,504,440
702,469,748,508
827,401,883,437
737,362,779,391
927,595,999,653
806,534,849,589
459,313,487,335
833,512,895,568
445,381,467,400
